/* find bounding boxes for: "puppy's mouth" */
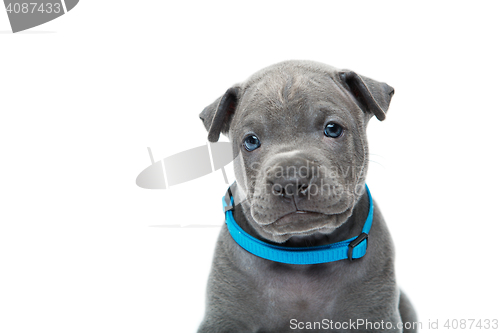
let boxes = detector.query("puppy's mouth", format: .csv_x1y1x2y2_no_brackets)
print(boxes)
274,210,325,225
260,209,338,236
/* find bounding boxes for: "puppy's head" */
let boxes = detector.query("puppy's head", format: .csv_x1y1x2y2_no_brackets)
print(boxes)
200,60,394,243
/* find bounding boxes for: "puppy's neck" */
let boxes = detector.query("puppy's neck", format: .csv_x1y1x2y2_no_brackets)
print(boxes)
231,188,370,248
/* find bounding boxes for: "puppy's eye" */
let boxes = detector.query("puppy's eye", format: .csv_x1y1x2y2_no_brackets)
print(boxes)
324,122,344,138
243,135,261,152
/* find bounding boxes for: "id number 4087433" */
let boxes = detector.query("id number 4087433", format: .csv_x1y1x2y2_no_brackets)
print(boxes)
444,319,498,330
6,2,62,14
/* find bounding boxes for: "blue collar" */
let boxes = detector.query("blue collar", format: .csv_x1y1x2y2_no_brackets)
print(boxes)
222,184,373,265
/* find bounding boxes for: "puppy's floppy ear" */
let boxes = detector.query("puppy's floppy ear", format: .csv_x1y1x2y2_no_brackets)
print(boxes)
339,71,394,121
199,86,240,142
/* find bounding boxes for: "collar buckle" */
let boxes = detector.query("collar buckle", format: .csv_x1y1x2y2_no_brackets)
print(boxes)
348,232,369,261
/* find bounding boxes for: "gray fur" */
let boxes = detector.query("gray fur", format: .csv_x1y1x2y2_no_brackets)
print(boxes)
198,60,416,332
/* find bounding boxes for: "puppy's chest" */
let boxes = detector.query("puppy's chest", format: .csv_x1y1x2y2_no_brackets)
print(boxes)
256,271,340,322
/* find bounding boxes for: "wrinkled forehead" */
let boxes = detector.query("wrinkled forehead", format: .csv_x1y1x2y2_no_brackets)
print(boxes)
232,71,358,134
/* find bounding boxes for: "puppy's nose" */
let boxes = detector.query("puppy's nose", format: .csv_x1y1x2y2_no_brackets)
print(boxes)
268,159,312,199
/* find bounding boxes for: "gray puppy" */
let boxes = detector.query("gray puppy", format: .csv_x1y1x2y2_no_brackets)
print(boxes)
198,60,417,333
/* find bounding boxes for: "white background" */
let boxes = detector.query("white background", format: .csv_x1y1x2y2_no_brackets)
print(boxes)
1,1,499,332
